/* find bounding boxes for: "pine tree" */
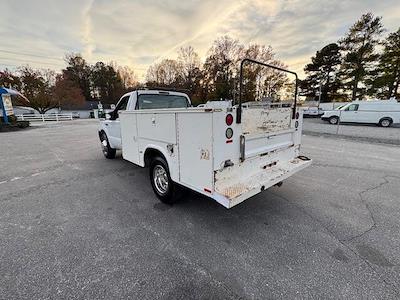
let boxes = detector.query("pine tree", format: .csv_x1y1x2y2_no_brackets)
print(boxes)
339,13,384,100
63,54,92,101
302,43,341,102
369,28,400,98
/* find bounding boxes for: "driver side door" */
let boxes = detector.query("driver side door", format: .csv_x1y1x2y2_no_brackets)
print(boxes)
105,95,130,149
340,104,360,123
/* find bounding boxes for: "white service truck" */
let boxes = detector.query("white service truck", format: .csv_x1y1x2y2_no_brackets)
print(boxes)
98,59,312,208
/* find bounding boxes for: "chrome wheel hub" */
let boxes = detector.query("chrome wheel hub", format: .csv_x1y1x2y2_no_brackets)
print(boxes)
153,165,169,195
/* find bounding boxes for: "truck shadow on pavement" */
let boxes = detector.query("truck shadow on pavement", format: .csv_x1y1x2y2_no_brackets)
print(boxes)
111,152,295,235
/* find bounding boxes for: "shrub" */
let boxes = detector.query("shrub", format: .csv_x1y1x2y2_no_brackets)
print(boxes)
17,121,30,128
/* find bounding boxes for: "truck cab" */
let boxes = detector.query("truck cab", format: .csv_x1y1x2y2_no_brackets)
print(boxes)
100,90,191,152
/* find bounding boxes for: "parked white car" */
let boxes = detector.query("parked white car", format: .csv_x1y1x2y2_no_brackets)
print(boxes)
302,106,324,117
98,59,312,208
321,100,400,127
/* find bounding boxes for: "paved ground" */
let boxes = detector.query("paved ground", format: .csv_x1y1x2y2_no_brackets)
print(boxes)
1,120,400,299
303,118,400,145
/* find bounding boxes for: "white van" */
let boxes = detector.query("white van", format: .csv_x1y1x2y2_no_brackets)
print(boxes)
321,99,400,127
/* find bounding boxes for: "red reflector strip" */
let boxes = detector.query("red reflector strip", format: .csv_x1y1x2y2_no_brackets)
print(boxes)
226,140,233,143
204,188,212,193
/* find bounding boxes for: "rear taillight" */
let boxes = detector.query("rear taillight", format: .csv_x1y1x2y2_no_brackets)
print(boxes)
226,114,233,126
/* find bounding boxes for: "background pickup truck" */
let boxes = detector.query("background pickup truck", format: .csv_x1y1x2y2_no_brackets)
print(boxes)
98,59,312,208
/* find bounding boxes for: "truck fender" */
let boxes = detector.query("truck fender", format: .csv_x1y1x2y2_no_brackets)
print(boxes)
98,128,108,140
98,122,110,138
142,144,178,182
382,114,395,122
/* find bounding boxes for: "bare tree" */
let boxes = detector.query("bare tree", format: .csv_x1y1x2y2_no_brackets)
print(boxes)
177,46,201,87
203,36,244,100
110,62,138,89
146,59,182,86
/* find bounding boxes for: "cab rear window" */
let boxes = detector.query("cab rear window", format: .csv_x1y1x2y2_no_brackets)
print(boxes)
137,94,189,110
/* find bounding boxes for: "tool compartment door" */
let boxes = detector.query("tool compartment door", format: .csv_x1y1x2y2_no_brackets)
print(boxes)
120,112,139,164
177,112,213,192
136,112,177,144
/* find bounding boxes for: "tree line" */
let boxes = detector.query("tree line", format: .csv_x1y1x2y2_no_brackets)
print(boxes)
145,38,293,105
0,36,291,111
0,55,137,113
1,12,399,113
301,13,400,102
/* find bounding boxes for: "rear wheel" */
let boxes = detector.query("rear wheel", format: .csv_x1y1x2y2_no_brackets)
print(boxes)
329,116,339,125
149,157,177,204
379,118,392,127
100,132,116,159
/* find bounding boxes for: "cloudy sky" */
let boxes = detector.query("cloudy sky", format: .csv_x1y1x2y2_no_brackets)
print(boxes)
1,0,399,80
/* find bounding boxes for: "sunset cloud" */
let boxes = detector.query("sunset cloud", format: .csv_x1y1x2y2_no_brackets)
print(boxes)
0,0,399,79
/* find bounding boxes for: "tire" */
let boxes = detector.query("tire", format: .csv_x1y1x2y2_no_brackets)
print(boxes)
329,116,339,125
149,156,178,204
100,132,116,159
379,118,392,128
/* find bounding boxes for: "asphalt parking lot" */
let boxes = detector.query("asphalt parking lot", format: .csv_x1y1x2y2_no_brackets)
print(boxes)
1,120,400,299
303,117,400,145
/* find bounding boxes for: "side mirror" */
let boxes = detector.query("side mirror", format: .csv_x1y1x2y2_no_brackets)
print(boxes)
105,112,111,120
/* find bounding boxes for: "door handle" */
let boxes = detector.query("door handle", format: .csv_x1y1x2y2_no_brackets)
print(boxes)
240,135,246,162
151,117,156,125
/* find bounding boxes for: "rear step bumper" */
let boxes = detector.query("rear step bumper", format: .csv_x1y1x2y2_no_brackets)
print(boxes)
212,157,312,208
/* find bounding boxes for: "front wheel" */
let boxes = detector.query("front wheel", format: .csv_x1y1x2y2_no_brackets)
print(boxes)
329,116,339,125
149,157,178,204
100,132,116,159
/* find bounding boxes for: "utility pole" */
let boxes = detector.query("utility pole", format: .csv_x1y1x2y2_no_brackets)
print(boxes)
318,83,322,109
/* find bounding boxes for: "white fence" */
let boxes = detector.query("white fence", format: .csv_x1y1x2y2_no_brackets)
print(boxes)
16,113,73,122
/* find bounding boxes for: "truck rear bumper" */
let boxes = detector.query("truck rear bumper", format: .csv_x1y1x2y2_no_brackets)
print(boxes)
212,157,312,208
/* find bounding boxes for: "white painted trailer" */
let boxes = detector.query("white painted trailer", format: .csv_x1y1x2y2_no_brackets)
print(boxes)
98,59,312,208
